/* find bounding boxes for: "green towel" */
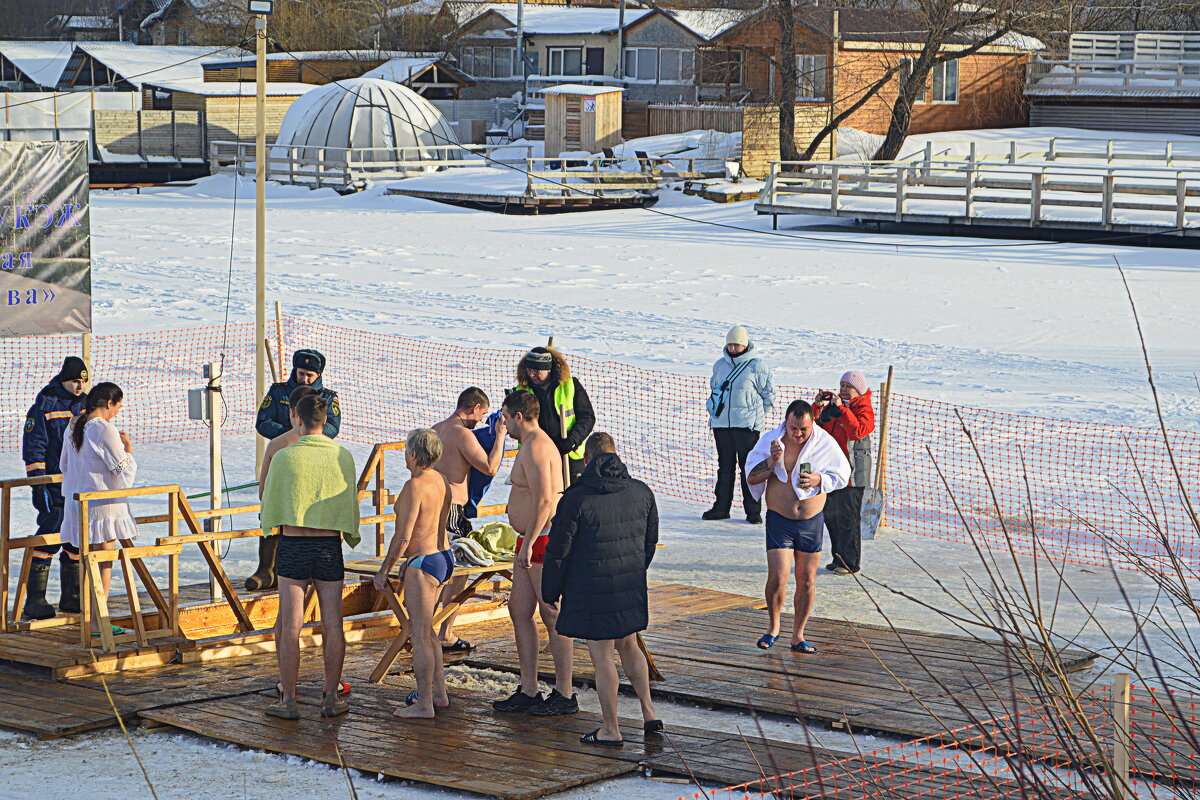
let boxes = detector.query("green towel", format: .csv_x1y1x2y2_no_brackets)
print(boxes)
469,521,517,561
261,435,361,548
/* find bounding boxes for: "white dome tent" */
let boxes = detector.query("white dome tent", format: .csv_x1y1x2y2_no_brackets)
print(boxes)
272,78,463,182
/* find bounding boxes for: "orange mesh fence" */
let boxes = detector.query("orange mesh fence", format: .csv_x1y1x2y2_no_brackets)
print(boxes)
670,696,1116,800
3,316,1198,574
1129,684,1200,783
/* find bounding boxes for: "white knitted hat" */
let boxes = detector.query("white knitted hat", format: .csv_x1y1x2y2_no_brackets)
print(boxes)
726,325,749,347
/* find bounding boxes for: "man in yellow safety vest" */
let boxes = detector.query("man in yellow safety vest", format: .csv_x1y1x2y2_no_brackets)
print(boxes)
513,346,596,484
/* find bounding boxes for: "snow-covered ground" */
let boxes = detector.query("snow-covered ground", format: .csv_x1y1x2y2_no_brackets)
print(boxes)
3,125,1199,798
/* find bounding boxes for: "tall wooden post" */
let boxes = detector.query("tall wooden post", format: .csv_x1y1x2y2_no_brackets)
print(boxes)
206,361,223,601
1112,673,1132,800
254,14,268,476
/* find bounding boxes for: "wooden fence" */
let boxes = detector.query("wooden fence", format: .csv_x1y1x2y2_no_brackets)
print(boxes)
648,103,744,136
93,110,206,161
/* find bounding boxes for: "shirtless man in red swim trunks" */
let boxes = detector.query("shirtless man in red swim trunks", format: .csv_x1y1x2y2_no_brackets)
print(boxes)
491,391,576,716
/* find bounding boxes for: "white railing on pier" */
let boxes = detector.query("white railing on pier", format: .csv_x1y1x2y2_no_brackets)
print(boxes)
759,159,1200,233
1026,58,1200,93
899,136,1200,170
209,141,535,188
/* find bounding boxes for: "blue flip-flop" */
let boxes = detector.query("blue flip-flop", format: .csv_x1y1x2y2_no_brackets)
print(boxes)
756,633,778,650
405,690,419,706
791,641,818,654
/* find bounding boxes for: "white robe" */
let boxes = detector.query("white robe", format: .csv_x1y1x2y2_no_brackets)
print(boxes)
59,417,138,547
746,422,850,502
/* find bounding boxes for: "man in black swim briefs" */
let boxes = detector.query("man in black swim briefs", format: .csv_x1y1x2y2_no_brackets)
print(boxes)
746,400,850,655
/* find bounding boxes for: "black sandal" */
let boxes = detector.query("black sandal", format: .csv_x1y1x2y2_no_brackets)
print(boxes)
644,719,664,735
580,728,623,747
441,638,474,652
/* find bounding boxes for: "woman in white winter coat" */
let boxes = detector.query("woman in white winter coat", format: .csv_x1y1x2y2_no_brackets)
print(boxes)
59,382,137,636
705,325,775,524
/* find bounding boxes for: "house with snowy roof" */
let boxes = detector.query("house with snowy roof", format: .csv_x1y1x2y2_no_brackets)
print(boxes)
1025,31,1200,135
706,6,1042,135
46,15,119,42
443,3,724,103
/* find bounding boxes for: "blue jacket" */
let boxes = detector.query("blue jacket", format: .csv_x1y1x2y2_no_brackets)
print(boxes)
255,373,341,440
23,382,87,505
706,343,775,431
464,411,502,517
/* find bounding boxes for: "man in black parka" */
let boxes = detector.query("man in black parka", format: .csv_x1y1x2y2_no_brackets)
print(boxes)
542,433,662,746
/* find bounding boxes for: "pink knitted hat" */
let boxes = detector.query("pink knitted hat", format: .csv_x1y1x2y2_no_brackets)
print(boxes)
840,370,868,395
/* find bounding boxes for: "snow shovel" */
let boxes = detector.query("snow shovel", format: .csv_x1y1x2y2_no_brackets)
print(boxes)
860,366,893,541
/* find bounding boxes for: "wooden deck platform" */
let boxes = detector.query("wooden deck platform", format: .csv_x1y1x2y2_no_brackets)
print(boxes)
2,583,1194,799
466,605,1099,739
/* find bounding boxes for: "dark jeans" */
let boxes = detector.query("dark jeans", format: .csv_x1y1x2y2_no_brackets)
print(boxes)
712,427,761,516
826,486,864,572
31,484,76,563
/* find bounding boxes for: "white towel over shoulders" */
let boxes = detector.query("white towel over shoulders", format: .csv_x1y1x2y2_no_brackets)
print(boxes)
746,423,850,502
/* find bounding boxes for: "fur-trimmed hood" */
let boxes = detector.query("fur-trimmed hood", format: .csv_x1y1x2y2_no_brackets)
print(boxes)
516,346,572,389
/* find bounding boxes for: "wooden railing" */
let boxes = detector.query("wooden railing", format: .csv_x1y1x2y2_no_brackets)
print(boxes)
523,157,659,198
210,141,534,188
901,136,1200,170
759,159,1200,233
1,439,517,649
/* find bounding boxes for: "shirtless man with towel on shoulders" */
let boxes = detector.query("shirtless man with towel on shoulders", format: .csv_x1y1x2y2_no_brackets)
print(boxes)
747,399,850,654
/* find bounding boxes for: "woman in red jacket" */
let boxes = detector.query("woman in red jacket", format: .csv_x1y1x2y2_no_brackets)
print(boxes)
812,371,875,574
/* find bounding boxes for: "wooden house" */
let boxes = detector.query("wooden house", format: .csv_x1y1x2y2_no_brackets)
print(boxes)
140,79,313,145
542,83,622,156
708,7,1041,137
55,42,243,91
447,4,709,103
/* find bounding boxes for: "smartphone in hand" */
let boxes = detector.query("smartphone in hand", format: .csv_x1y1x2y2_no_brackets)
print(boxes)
799,462,811,473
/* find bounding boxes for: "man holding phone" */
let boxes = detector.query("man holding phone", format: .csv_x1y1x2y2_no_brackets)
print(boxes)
746,400,850,654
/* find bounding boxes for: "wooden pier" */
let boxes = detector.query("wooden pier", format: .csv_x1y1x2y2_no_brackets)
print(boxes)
1,582,1197,799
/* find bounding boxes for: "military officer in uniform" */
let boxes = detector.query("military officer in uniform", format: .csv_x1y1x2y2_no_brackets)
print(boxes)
246,348,341,590
21,356,89,619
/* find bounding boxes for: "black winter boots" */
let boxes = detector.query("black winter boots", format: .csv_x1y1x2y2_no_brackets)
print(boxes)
59,560,81,614
22,562,55,620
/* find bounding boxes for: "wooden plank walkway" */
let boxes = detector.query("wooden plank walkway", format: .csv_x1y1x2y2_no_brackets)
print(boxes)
467,606,1098,739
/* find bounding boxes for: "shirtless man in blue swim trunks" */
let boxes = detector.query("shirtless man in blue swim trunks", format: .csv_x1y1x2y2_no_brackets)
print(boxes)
746,400,850,654
374,428,454,718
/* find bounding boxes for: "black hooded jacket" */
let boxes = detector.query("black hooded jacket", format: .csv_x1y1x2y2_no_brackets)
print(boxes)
542,453,658,640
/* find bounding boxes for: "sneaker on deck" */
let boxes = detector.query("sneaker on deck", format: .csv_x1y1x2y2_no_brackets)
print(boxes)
702,508,731,521
528,689,579,716
493,688,543,713
746,512,762,524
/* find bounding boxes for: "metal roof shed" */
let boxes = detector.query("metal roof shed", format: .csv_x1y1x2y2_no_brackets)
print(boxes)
542,84,623,158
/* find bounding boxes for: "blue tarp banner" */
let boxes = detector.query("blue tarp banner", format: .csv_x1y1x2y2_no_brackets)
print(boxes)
0,140,90,337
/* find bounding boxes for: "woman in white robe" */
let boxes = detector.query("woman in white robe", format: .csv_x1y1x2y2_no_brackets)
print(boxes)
59,382,137,636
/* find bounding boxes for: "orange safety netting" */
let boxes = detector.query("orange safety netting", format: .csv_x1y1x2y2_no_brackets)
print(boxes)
671,695,1117,800
3,316,1198,574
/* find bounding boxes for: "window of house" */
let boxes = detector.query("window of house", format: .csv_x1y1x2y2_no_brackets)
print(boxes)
897,57,924,103
461,46,519,80
931,59,958,103
659,48,694,83
492,46,515,79
623,48,658,81
548,47,583,76
697,48,742,85
795,53,827,99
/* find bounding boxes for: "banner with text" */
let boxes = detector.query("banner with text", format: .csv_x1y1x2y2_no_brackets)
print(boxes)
0,140,90,338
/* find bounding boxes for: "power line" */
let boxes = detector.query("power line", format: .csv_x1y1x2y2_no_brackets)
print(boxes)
266,39,1190,251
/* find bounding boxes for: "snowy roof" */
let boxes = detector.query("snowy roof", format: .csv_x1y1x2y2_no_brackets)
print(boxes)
0,41,75,87
141,0,227,30
143,78,316,96
458,4,655,35
203,50,409,68
664,9,752,41
64,43,244,89
48,15,114,30
541,84,625,95
360,56,471,84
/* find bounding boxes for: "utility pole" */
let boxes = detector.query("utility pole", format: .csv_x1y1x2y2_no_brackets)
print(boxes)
516,0,527,115
254,13,267,476
616,0,626,80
